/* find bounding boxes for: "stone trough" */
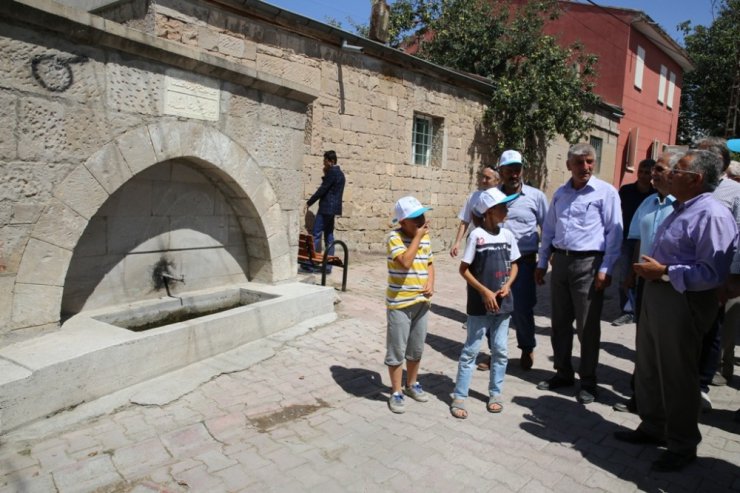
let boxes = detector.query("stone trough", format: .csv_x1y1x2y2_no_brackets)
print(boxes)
0,281,335,433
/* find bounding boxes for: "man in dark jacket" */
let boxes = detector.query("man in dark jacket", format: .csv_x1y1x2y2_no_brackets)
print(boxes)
307,150,346,272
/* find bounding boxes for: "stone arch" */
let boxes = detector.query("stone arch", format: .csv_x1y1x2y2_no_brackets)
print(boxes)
11,121,290,329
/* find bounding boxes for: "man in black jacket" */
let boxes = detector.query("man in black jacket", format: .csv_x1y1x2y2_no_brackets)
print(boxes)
307,150,346,272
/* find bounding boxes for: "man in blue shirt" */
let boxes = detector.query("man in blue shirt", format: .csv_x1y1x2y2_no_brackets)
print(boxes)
497,150,548,370
307,150,346,273
535,143,622,405
613,151,678,413
612,159,655,326
614,150,738,472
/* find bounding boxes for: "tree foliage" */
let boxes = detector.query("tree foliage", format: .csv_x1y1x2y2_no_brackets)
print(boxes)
678,0,740,142
385,0,599,180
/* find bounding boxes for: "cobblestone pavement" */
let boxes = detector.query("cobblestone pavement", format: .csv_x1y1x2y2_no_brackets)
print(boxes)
1,254,739,492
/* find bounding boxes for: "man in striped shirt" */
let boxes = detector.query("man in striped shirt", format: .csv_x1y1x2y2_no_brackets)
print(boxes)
384,196,435,414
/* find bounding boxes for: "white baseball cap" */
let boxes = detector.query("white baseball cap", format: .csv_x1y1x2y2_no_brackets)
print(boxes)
474,188,519,216
498,149,523,167
393,196,432,223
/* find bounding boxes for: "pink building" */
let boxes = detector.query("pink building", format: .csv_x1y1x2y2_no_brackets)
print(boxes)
529,1,694,186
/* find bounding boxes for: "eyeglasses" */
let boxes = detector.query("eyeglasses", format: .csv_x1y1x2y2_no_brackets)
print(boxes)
652,165,669,173
669,168,701,176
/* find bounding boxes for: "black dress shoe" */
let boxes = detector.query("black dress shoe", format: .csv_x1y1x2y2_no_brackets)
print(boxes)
651,450,696,472
536,375,574,391
613,429,666,446
577,387,597,404
613,396,637,413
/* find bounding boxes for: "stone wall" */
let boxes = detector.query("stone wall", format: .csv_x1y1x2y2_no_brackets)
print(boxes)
0,1,318,341
542,105,621,197
123,0,496,253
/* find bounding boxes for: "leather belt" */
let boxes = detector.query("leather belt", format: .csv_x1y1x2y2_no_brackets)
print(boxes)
552,247,603,258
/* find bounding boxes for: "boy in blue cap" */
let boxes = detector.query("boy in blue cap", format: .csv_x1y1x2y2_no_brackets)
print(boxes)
385,196,435,414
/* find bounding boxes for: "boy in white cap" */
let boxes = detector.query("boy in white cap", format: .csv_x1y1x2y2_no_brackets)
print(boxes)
450,188,520,418
385,196,435,414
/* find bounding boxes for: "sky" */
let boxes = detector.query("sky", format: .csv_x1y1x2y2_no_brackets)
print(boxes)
262,0,719,45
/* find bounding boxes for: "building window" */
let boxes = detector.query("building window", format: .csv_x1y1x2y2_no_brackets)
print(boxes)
412,113,445,166
590,136,603,174
666,72,676,109
634,45,645,90
658,65,667,104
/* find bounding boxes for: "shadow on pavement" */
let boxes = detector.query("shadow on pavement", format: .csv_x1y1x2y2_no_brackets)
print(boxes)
425,331,464,361
601,340,636,362
514,394,740,490
700,408,740,436
329,365,468,405
430,303,467,323
329,366,388,402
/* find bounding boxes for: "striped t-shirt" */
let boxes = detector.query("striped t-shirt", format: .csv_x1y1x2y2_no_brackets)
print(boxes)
386,230,434,309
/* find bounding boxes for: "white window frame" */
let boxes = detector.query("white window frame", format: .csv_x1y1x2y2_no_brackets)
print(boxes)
666,72,676,109
658,65,667,104
412,114,433,166
589,135,603,175
634,45,645,90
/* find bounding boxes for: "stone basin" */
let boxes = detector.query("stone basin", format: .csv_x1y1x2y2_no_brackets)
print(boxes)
0,281,335,433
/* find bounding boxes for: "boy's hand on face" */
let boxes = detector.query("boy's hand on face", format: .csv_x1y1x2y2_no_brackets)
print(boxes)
415,220,430,237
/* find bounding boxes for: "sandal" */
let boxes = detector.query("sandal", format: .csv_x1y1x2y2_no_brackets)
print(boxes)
450,398,468,419
487,396,503,413
476,354,491,371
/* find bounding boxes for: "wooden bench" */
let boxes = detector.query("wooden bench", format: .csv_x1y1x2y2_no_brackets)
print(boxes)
297,233,349,291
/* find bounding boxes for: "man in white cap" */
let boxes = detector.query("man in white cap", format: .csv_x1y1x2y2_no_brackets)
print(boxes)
496,150,548,370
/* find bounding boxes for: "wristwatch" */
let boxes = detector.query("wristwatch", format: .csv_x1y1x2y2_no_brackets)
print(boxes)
660,265,670,282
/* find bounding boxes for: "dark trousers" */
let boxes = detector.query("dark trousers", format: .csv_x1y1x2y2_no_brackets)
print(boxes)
511,256,537,352
636,281,717,455
312,213,336,254
699,309,722,392
549,252,604,389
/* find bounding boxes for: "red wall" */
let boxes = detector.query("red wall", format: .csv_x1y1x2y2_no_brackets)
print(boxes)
538,2,632,107
615,30,683,185
509,1,685,187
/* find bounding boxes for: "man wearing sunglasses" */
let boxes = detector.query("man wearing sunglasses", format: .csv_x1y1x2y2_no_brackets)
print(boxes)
614,150,737,472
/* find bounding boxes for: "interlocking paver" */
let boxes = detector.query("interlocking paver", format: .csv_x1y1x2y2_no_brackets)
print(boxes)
112,437,172,479
0,254,738,491
51,454,122,493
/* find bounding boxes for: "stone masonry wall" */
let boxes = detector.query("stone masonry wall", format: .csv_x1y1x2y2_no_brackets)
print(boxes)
138,0,495,254
0,14,310,340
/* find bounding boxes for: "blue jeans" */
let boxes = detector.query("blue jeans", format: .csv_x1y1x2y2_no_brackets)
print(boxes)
312,213,335,271
453,313,510,399
511,258,537,353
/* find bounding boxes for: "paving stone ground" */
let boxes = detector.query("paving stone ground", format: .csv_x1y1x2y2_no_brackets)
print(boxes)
1,253,739,492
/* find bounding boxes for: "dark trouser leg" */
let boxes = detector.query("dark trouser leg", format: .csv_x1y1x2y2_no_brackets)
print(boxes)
571,255,604,389
698,309,722,392
550,254,575,380
512,258,537,353
721,296,740,378
312,213,325,253
637,282,716,455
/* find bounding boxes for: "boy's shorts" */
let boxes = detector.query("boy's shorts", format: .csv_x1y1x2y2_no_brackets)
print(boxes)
384,302,430,366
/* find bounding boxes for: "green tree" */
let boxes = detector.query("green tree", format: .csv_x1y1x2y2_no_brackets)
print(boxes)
386,0,599,183
678,0,740,141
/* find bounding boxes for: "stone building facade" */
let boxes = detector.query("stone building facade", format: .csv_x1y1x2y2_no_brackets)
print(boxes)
0,0,620,342
0,0,498,341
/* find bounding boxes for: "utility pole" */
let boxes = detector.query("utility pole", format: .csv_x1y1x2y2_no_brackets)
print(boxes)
726,54,740,137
